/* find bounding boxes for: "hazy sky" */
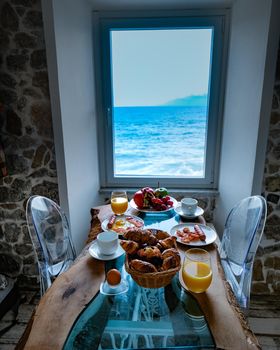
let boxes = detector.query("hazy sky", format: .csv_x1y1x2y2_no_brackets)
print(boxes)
111,28,212,107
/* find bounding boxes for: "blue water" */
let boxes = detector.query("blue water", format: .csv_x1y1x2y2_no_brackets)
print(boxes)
113,106,207,177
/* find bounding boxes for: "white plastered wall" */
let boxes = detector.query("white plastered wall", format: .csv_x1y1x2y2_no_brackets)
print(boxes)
42,0,101,253
214,0,280,234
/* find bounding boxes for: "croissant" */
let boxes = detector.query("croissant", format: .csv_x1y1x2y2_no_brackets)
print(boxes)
123,228,158,245
123,228,145,242
130,259,157,273
123,228,146,241
120,240,139,255
146,234,158,245
162,248,181,263
155,230,170,240
158,236,177,250
156,242,164,251
161,255,180,271
137,246,162,260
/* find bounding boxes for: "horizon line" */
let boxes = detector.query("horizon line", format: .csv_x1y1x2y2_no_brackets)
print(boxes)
114,93,208,108
114,104,207,108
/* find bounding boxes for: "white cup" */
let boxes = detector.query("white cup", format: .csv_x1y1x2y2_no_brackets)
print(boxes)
181,198,198,216
97,231,118,255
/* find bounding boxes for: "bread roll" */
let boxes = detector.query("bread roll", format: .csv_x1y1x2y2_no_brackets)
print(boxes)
123,228,158,245
158,236,177,250
161,255,180,271
130,259,157,273
120,240,139,255
162,248,180,264
155,230,170,240
137,246,162,260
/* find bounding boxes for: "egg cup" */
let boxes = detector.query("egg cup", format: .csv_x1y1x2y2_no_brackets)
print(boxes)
100,279,129,296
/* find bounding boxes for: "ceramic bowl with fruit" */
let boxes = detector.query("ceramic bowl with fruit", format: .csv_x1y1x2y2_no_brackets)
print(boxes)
130,187,178,212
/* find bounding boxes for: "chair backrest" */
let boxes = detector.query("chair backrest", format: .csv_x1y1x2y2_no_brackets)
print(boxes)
218,195,267,313
26,195,76,295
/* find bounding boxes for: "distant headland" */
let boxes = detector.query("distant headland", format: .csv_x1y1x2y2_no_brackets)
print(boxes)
165,94,208,107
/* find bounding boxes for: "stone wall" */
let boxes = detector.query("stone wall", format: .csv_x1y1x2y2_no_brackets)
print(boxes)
252,43,280,296
0,0,57,288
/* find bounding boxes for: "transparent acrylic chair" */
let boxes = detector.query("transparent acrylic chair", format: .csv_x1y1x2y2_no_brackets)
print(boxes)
26,195,76,296
218,195,267,314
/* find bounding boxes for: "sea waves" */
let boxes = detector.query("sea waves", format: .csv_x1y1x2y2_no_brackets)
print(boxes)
113,106,207,177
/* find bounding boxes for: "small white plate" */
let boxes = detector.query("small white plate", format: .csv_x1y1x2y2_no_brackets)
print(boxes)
129,196,178,213
101,214,144,234
170,223,217,246
89,241,125,261
175,205,204,219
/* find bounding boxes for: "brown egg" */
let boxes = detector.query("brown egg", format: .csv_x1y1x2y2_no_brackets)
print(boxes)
107,269,121,286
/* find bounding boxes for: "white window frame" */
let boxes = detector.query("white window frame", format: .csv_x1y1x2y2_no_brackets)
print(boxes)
93,10,229,190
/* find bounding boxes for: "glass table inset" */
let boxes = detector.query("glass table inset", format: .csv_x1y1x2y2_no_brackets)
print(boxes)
63,259,214,349
64,210,214,350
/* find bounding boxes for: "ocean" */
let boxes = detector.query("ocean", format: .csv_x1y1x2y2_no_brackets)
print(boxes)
113,106,207,177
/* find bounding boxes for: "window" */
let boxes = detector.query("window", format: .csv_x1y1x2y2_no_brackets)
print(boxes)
94,11,228,189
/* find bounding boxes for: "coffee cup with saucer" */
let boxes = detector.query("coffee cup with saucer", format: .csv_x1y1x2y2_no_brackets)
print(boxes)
89,231,124,261
176,198,204,218
97,231,118,255
181,198,198,216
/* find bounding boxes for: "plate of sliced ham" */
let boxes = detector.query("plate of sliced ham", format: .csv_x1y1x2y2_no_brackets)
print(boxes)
170,223,217,246
101,214,144,234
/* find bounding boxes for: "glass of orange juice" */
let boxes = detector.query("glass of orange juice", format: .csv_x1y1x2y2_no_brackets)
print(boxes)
111,191,128,216
182,248,212,293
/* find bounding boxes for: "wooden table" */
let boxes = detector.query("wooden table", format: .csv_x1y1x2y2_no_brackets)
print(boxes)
19,205,260,350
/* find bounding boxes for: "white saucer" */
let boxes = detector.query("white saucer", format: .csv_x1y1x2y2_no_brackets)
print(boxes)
89,241,125,261
175,204,204,219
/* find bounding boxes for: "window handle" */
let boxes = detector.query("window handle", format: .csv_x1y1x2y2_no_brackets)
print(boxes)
107,107,112,129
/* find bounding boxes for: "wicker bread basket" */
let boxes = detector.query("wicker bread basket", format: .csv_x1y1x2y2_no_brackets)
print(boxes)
125,258,180,288
123,229,181,288
125,257,181,288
